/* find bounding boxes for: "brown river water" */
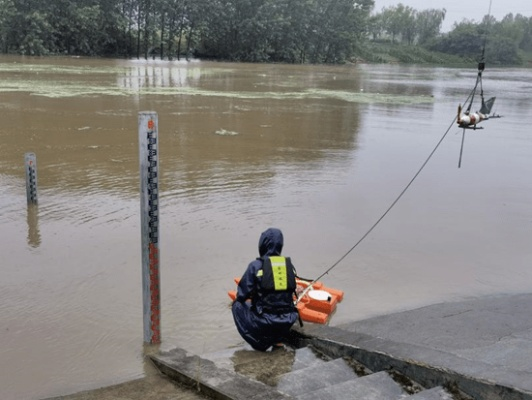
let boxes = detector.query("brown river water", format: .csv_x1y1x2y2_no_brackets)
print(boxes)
1,56,531,399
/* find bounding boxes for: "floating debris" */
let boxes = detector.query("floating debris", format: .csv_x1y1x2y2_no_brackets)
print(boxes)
214,129,239,136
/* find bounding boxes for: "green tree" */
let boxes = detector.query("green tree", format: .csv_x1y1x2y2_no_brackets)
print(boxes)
308,0,367,62
518,16,532,51
430,18,522,65
379,4,416,44
378,6,398,42
416,8,446,44
493,13,524,44
47,0,101,55
96,0,130,56
0,0,16,53
368,14,384,41
430,21,482,57
267,0,317,63
486,35,522,65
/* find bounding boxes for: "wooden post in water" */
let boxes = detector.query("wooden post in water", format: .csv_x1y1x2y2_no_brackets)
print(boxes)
25,152,38,204
139,112,161,344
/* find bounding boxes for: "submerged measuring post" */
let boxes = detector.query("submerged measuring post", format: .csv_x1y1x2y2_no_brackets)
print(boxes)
139,112,161,344
25,152,38,204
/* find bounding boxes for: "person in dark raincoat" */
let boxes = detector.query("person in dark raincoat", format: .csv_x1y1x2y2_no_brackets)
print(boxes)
232,227,299,351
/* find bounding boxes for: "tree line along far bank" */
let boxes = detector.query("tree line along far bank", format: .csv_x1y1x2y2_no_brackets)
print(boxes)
0,0,531,66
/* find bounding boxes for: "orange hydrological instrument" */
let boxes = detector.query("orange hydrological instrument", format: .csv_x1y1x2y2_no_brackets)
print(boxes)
228,278,344,324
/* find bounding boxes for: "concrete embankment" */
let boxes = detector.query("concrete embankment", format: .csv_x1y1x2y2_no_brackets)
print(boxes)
299,292,532,399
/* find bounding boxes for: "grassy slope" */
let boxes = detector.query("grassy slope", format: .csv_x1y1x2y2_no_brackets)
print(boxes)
355,41,476,66
520,50,532,67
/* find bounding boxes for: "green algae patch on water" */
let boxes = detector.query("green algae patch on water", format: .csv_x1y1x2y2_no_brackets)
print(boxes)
0,62,432,104
0,80,133,97
0,83,436,104
0,62,129,76
0,79,434,104
306,89,434,105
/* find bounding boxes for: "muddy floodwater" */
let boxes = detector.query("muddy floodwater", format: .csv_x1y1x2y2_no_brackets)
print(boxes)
1,56,531,400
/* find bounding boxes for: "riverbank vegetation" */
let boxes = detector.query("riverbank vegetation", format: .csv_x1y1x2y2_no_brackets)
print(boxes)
0,0,531,66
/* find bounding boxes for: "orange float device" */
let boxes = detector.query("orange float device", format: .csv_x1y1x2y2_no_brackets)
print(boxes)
228,277,343,325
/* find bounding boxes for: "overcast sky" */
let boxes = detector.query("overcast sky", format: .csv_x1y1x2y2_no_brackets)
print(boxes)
372,0,532,32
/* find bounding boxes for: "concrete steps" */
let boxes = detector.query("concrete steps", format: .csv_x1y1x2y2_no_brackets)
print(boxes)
295,370,404,400
276,357,358,396
406,386,454,399
291,346,328,371
151,344,458,400
273,348,452,399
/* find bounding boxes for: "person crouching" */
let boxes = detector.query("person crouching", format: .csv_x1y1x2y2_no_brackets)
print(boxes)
231,228,299,351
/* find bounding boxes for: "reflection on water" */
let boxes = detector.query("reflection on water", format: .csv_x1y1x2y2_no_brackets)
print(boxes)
1,56,532,400
26,204,41,248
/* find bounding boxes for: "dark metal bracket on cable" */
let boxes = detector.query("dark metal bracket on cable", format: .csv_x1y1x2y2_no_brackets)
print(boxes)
456,0,502,167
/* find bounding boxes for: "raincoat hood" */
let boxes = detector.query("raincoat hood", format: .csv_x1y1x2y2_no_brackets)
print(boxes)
258,228,284,257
